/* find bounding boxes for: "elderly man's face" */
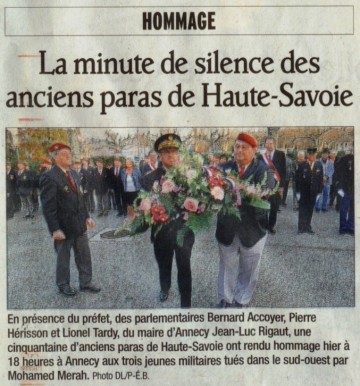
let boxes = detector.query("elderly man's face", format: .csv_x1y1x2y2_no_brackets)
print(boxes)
234,140,256,166
297,153,305,163
160,148,179,169
55,149,72,169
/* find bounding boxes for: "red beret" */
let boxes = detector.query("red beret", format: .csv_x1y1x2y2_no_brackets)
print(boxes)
236,133,258,148
48,142,71,153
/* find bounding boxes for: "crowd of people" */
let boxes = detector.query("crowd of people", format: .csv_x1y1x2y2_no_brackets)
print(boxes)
6,134,354,308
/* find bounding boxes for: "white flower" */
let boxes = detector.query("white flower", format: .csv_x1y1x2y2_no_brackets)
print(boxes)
211,186,225,201
186,169,197,181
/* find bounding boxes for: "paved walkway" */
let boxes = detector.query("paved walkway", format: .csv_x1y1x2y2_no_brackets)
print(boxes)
7,190,354,309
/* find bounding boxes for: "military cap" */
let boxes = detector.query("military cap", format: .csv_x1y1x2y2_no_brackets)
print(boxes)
154,134,182,152
236,133,258,148
322,148,330,154
48,142,71,153
307,148,317,155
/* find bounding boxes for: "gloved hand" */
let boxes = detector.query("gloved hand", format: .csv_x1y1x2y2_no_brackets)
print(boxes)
337,189,345,198
296,193,300,201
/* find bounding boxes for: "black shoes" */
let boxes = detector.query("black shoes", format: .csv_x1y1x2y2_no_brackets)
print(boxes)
80,283,101,293
217,299,232,308
59,284,77,297
159,290,169,302
217,299,244,308
268,228,276,235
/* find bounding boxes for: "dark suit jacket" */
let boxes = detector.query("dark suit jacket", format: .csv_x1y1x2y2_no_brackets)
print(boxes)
295,160,323,202
81,166,95,191
7,170,17,195
93,168,111,195
337,154,354,195
109,167,124,193
17,169,34,195
40,165,89,238
259,150,286,187
216,159,274,248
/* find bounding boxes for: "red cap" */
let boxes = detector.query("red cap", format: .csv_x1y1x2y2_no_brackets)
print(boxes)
236,133,258,148
48,142,71,153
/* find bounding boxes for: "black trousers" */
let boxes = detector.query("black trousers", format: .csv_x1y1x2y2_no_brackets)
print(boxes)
114,188,124,214
281,180,290,205
123,191,139,210
268,192,281,230
153,223,195,308
298,195,317,232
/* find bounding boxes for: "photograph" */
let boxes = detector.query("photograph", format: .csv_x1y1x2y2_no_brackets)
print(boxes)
6,126,354,310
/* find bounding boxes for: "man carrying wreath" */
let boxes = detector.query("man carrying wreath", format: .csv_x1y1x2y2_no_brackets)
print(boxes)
216,133,275,308
143,134,194,308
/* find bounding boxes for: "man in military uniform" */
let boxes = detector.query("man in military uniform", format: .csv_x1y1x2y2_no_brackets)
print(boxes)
337,150,354,235
295,148,323,234
143,134,194,308
40,143,101,297
216,133,275,308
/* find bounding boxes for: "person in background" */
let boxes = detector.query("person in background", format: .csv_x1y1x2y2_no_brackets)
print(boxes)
295,148,323,234
261,137,286,234
142,150,160,175
121,158,142,214
329,150,339,209
17,161,34,219
93,158,111,217
281,151,293,207
110,156,125,217
81,158,95,213
40,142,100,297
6,161,17,219
106,161,117,211
219,154,228,166
337,149,354,235
315,148,331,212
292,151,305,211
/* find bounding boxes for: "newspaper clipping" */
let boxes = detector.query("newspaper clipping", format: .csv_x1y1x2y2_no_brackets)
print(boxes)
1,0,359,385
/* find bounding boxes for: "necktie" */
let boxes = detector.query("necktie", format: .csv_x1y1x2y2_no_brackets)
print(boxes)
66,171,77,192
239,165,245,178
